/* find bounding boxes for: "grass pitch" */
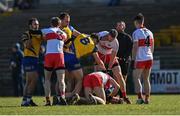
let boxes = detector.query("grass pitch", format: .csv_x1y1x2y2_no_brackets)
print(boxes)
0,95,179,115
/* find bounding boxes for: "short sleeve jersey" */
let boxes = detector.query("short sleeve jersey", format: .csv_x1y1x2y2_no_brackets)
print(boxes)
132,27,154,61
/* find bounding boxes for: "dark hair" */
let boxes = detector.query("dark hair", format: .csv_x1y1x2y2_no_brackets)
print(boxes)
133,13,144,24
117,21,125,24
51,17,61,27
28,18,38,26
90,33,100,42
59,12,70,20
109,29,118,38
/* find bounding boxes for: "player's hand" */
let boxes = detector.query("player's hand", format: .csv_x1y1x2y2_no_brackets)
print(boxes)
98,62,106,71
108,63,113,70
24,39,33,49
106,95,113,102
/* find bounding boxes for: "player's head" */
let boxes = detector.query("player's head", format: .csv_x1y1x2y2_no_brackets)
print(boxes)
90,33,100,44
133,13,144,28
50,17,61,27
97,31,109,42
116,21,126,32
59,12,70,28
108,29,118,41
28,18,39,30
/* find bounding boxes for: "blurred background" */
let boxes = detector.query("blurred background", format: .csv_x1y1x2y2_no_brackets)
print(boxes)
0,0,180,96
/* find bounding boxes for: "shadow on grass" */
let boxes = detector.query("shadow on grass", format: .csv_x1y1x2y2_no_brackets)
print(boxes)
0,106,21,108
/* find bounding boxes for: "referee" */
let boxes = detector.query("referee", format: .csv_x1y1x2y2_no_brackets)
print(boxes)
116,21,133,82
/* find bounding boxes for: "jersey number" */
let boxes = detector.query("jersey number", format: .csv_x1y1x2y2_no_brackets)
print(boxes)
143,29,150,47
144,36,150,47
80,38,90,45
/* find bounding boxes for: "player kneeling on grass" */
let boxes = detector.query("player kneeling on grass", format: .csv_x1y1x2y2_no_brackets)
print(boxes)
69,71,120,105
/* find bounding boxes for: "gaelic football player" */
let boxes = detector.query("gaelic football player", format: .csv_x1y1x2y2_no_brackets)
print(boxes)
41,17,67,106
132,13,154,104
21,18,43,106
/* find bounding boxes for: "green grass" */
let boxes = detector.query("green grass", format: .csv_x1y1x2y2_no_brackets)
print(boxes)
0,95,179,115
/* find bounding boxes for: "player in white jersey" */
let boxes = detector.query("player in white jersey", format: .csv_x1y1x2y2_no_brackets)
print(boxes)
81,71,120,104
132,13,154,104
96,29,131,104
41,17,67,106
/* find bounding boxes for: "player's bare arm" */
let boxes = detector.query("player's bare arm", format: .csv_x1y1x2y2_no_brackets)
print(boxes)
108,51,117,69
73,29,81,37
109,77,120,97
132,41,138,60
92,52,106,70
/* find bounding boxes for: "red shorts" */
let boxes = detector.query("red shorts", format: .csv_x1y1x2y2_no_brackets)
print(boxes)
98,52,119,67
83,74,102,88
44,53,65,70
135,60,153,69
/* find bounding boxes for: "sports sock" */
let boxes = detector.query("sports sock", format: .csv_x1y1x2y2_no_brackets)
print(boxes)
118,89,123,98
145,94,150,101
22,96,27,101
59,92,65,99
122,91,127,98
46,96,50,103
27,96,32,103
138,92,143,99
21,96,27,104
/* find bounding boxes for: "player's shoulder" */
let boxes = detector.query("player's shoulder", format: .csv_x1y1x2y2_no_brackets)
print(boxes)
146,28,153,35
21,31,30,41
59,29,67,39
124,32,131,38
22,30,29,36
119,32,131,41
126,34,132,41
113,38,119,45
60,29,66,34
132,28,144,38
67,25,75,31
96,71,107,76
133,28,142,34
95,71,103,75
29,29,42,35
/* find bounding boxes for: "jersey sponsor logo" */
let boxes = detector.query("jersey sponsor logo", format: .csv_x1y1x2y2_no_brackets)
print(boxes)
24,65,34,70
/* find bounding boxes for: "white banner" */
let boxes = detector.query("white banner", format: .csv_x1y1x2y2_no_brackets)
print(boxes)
152,60,160,70
150,70,180,93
